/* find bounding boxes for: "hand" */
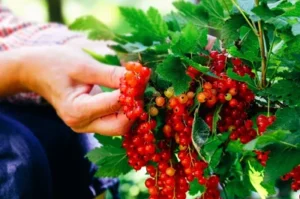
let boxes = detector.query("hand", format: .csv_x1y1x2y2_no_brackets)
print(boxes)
18,45,131,136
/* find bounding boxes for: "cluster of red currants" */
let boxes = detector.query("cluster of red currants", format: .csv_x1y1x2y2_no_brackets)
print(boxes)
145,90,216,199
199,176,220,199
119,50,267,198
255,150,270,166
192,51,256,144
256,114,276,135
119,62,151,120
254,114,276,166
281,165,300,191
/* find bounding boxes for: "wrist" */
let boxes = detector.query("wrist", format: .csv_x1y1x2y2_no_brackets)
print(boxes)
0,48,29,96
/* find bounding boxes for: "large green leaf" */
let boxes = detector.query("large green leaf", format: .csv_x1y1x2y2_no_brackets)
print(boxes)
156,55,191,95
86,145,131,177
282,1,300,17
221,14,247,48
263,145,300,190
171,23,208,54
264,80,300,107
269,107,300,134
94,134,122,146
202,0,225,21
119,7,168,44
189,179,205,196
173,1,209,28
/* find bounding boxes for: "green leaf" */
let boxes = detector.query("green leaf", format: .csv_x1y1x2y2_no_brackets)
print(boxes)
164,12,184,31
228,27,260,62
247,161,268,199
247,130,300,151
189,179,205,196
269,107,300,134
227,140,244,153
209,148,223,168
263,145,300,189
228,46,260,62
69,16,115,40
225,180,250,198
156,55,191,95
172,1,209,28
119,7,167,44
264,80,300,106
286,35,300,60
202,0,225,21
226,69,258,92
179,56,210,73
212,104,223,134
203,133,229,159
282,1,300,17
192,106,210,158
100,86,114,92
237,0,256,16
147,7,169,39
83,49,121,66
171,23,207,54
221,14,247,48
87,145,131,177
94,134,122,146
144,86,159,99
252,3,276,21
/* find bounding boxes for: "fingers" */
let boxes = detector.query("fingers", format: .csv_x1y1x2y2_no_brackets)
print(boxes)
75,112,133,136
70,60,126,89
74,90,122,120
205,35,217,51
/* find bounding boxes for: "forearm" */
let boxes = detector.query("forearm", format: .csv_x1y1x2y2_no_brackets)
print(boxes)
0,48,28,96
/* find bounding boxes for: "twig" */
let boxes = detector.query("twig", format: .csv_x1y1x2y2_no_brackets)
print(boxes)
230,0,258,36
255,0,267,88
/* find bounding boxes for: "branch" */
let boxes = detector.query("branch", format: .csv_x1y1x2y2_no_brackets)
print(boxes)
255,0,267,88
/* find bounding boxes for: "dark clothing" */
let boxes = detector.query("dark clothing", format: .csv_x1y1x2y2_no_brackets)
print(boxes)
0,102,119,199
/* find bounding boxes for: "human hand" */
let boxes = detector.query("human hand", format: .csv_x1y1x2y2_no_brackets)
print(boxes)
18,45,131,136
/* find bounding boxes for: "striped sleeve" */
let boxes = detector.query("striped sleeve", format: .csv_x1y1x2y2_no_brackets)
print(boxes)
0,4,84,104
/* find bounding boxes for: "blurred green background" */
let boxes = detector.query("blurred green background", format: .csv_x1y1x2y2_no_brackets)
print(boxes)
2,0,175,27
2,1,300,198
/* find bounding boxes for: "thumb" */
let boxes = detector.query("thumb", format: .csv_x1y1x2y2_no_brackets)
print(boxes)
71,59,126,88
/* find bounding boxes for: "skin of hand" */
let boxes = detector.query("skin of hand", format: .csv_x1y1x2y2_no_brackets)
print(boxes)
0,36,216,136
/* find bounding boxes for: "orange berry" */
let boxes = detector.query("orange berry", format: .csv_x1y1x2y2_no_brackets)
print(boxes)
187,91,195,99
169,97,179,108
155,96,165,107
197,92,206,103
178,94,188,104
125,62,135,71
163,125,172,138
166,167,176,176
203,82,213,90
149,106,159,116
229,88,237,96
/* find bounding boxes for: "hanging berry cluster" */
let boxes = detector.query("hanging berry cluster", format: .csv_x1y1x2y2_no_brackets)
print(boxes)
194,51,256,144
281,165,300,191
119,50,273,198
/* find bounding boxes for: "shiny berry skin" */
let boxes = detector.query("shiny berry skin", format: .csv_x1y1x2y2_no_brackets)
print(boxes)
149,106,159,116
155,96,165,107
